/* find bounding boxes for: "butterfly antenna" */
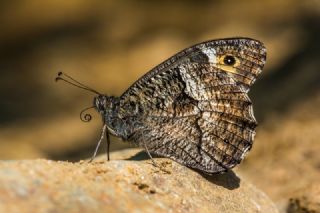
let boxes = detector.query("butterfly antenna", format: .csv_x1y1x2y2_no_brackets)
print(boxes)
55,72,101,95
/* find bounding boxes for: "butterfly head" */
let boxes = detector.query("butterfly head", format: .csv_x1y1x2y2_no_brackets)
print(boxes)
93,95,119,116
94,95,109,114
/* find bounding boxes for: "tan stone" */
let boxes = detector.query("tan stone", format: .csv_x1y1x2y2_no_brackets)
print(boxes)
0,148,278,213
287,183,320,213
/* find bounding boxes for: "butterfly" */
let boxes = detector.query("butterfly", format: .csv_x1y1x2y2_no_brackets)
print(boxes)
57,37,266,174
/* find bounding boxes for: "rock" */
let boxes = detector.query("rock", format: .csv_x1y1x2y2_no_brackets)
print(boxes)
287,183,320,213
0,148,278,213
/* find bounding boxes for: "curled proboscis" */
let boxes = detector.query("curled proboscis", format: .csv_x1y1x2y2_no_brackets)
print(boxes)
80,106,95,122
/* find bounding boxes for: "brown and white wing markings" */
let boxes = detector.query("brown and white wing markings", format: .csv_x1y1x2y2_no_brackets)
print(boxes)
119,38,266,174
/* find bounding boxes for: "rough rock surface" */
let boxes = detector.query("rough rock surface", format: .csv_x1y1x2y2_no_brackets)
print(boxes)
287,184,320,213
0,148,278,213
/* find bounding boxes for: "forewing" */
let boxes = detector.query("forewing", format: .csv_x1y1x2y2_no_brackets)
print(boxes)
119,38,266,173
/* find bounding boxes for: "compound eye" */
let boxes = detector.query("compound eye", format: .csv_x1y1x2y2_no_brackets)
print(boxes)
223,55,237,66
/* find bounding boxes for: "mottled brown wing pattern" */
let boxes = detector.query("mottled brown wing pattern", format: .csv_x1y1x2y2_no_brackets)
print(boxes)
119,38,266,174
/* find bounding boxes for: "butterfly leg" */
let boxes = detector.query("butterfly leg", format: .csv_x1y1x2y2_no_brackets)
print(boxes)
89,124,107,162
142,135,158,167
142,132,171,174
106,130,110,161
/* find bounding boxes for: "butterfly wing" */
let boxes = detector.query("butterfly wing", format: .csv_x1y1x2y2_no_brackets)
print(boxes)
118,38,266,174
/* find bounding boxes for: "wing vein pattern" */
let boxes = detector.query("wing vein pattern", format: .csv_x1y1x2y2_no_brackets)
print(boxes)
117,38,266,174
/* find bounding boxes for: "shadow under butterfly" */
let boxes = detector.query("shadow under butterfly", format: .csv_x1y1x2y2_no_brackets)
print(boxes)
56,37,267,175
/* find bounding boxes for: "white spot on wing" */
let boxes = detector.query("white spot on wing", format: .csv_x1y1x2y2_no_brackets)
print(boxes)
200,47,217,63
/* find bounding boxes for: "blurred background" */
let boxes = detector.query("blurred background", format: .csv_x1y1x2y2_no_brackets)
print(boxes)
0,0,319,211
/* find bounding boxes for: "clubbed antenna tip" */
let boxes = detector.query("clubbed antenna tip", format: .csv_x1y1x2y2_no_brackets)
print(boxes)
55,71,101,95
